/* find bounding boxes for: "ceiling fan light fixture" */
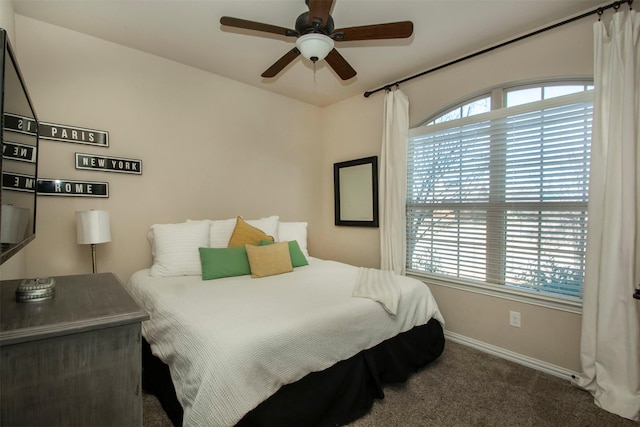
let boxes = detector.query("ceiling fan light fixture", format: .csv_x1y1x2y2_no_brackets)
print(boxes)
296,33,334,62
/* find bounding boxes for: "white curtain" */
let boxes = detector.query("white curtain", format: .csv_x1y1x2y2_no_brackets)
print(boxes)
380,88,409,275
574,10,640,421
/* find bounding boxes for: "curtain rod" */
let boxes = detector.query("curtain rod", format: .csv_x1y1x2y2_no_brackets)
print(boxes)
363,0,633,98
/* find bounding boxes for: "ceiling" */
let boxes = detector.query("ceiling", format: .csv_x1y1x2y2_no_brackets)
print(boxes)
12,0,604,107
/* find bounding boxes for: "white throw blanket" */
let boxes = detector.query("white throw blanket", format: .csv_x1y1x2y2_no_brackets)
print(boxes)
352,267,400,315
126,258,443,427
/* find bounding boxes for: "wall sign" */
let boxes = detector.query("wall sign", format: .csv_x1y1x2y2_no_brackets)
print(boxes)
3,113,109,147
3,174,109,197
3,113,37,136
37,178,109,197
2,141,37,163
75,153,142,175
40,122,109,147
2,172,36,192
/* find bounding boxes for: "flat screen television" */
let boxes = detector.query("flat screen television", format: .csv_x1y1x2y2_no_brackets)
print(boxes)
0,28,39,266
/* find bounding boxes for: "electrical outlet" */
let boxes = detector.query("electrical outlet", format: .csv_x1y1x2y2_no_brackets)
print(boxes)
509,310,521,328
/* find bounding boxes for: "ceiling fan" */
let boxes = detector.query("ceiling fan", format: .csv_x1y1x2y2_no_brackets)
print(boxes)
220,0,413,80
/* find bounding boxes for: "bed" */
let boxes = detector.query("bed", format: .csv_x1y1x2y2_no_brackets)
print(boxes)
126,217,445,426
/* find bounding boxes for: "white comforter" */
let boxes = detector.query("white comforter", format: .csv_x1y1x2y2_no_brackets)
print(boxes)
125,258,444,427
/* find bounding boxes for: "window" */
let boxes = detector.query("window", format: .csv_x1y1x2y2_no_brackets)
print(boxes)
423,82,594,125
506,83,594,107
424,95,492,126
407,82,593,303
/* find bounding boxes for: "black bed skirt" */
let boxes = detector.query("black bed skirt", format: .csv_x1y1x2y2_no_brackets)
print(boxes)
142,317,445,427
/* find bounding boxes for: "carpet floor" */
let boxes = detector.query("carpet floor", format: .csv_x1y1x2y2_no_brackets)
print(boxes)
142,340,637,426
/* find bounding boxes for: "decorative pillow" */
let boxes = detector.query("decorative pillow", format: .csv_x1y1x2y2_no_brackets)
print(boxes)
199,246,251,280
228,217,275,247
278,221,308,256
149,220,210,277
260,240,308,268
209,216,279,247
245,242,293,278
209,218,237,248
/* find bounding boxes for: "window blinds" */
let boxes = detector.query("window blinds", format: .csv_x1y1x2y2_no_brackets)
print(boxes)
407,92,593,299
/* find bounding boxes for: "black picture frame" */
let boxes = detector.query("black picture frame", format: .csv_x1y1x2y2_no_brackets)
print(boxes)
334,156,379,227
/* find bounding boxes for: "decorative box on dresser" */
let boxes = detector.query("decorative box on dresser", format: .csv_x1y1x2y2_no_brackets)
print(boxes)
0,272,149,426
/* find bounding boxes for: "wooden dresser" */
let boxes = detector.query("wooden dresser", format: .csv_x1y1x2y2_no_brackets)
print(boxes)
0,272,149,426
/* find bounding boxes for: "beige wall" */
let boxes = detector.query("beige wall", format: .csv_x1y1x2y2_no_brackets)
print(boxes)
1,10,594,372
318,18,594,371
316,96,384,267
1,16,322,283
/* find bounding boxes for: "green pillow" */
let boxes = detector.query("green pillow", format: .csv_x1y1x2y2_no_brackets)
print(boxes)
199,246,251,280
259,240,309,268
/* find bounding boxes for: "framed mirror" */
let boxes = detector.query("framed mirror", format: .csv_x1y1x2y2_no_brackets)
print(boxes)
334,156,379,227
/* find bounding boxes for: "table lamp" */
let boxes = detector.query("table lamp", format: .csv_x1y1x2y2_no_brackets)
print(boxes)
76,210,111,274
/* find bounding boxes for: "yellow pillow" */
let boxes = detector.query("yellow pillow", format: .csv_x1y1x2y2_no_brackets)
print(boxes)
228,216,275,247
245,242,293,278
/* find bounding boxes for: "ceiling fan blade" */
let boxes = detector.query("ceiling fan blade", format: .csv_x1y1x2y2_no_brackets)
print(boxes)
324,49,356,80
262,48,301,78
333,21,413,41
307,0,334,27
220,16,296,37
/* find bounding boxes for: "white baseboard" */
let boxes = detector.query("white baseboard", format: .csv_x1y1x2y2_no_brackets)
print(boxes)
444,330,580,381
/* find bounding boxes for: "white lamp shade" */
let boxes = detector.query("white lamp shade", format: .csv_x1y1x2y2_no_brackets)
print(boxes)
76,210,111,245
1,204,30,244
295,33,334,62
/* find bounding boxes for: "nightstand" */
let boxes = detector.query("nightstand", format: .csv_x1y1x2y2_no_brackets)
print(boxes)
0,272,149,426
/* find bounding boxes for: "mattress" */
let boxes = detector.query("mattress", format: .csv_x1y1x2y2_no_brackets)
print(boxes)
126,258,444,427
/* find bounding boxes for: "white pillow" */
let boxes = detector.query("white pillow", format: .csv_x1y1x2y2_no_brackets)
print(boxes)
278,221,308,256
147,229,157,257
149,220,210,277
246,215,279,241
150,219,208,255
209,218,237,248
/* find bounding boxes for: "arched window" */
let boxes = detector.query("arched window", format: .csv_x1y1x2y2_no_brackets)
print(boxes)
424,95,491,126
407,80,593,308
